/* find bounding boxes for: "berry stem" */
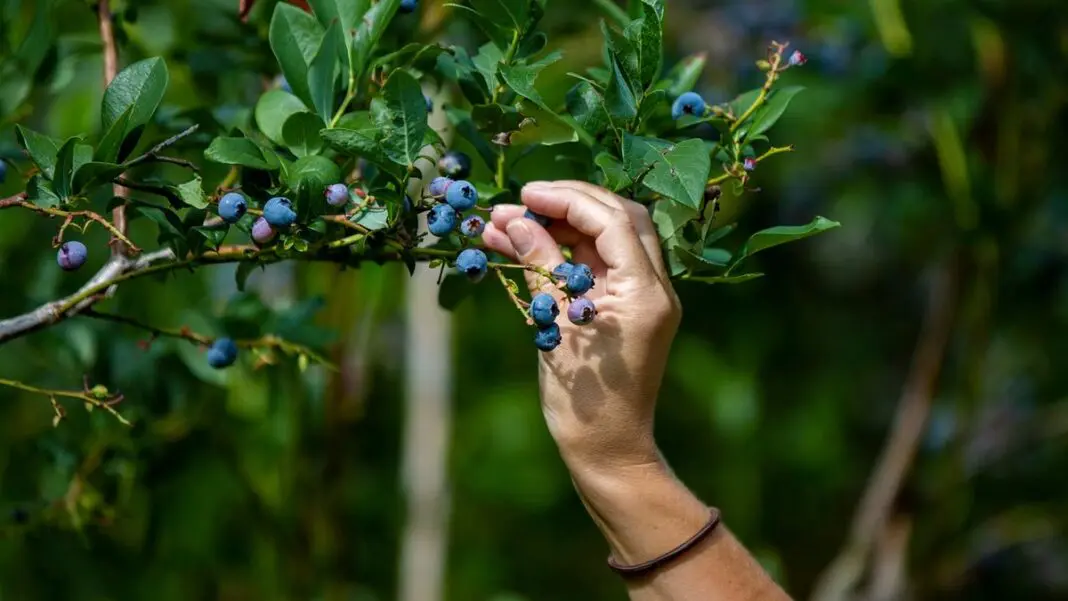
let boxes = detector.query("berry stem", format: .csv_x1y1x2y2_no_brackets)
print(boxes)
0,195,142,253
0,377,131,426
494,266,534,323
730,41,788,135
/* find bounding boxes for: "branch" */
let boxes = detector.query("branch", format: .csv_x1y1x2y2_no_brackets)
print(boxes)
809,258,958,601
239,0,257,22
122,125,200,170
0,376,131,426
98,0,129,257
0,195,141,252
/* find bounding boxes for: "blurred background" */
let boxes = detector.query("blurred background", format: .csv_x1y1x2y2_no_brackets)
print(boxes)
1,0,1067,599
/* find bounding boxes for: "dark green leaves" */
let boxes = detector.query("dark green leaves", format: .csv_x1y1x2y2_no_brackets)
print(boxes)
285,155,341,222
269,3,325,108
204,137,277,170
101,57,170,150
353,0,400,71
308,21,343,123
378,70,428,167
176,175,209,209
604,58,638,120
623,135,709,208
283,113,326,156
654,52,706,98
728,216,840,273
71,162,126,195
320,127,393,168
623,0,663,89
738,86,804,140
499,50,561,112
255,90,308,146
15,125,61,179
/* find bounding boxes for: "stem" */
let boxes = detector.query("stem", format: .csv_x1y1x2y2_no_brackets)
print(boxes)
330,62,359,128
0,198,142,252
0,377,131,426
98,0,128,258
122,125,201,169
494,267,533,324
495,147,507,190
730,42,787,134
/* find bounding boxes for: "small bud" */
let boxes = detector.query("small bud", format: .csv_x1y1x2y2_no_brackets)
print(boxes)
788,50,807,67
756,59,771,71
743,157,757,172
90,385,110,399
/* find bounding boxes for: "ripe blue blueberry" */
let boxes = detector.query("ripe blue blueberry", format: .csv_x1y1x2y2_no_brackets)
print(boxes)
552,262,575,280
455,248,488,282
251,217,276,245
263,197,297,227
567,297,597,325
524,209,552,228
743,157,756,172
399,0,417,12
57,241,88,271
325,183,350,206
529,292,559,327
437,151,471,179
565,263,594,295
788,50,807,67
534,323,562,352
425,94,433,113
671,91,707,120
445,180,478,211
459,214,485,238
429,176,453,197
218,192,247,223
427,204,458,236
207,337,239,369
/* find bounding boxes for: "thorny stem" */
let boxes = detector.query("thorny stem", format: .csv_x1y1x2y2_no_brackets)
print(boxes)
0,377,131,426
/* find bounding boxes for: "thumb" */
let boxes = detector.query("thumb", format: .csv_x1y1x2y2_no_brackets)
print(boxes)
505,218,567,298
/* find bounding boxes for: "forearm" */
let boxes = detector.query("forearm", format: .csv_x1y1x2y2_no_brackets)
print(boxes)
566,455,792,601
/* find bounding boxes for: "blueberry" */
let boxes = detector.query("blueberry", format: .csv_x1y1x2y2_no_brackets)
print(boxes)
788,49,807,67
565,263,594,295
567,297,597,325
459,214,485,238
523,209,552,228
325,183,350,207
57,241,88,271
552,262,575,280
251,217,276,244
427,204,458,236
445,180,478,211
428,176,453,197
403,195,414,213
263,197,297,227
534,323,562,352
671,91,707,120
743,157,756,172
425,94,434,113
455,248,488,282
437,151,471,179
207,337,239,369
218,192,247,223
529,292,559,327
0,160,7,183
399,0,417,13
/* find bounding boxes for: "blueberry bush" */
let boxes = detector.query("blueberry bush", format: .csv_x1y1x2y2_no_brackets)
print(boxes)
0,0,834,411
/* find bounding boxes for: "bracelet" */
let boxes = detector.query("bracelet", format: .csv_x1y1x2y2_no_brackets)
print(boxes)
606,507,722,578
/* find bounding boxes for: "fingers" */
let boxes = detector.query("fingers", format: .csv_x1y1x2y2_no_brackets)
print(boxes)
539,180,670,283
493,218,568,299
520,182,654,278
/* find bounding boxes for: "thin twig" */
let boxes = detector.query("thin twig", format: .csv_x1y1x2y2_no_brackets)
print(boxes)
809,259,958,601
0,196,141,252
98,0,127,257
122,125,201,170
494,267,533,325
0,377,131,426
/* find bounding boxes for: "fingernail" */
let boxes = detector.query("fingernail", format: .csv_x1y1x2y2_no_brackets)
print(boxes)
506,219,534,255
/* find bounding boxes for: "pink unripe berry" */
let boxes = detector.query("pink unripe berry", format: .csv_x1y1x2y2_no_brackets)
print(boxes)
788,50,807,67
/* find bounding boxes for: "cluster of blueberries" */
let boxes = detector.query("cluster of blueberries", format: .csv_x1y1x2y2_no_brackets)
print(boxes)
529,262,598,352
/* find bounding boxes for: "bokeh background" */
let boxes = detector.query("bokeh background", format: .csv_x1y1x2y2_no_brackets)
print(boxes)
1,0,1066,600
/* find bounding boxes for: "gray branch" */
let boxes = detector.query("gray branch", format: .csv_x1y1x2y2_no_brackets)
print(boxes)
0,248,176,345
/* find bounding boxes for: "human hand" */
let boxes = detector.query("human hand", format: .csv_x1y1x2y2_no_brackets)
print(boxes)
482,180,682,472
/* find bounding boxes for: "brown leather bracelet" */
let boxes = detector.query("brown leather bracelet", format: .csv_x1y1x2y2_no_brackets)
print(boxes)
606,507,722,577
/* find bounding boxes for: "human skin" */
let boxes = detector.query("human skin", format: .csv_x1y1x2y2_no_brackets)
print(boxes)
482,180,792,601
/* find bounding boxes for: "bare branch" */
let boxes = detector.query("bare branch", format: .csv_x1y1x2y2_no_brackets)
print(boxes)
0,196,142,252
0,376,131,426
122,125,201,170
809,259,958,601
98,0,128,257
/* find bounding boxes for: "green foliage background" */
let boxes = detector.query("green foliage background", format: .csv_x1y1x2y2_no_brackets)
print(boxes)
1,0,1066,600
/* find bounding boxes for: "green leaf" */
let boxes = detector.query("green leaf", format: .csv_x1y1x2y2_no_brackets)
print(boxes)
438,273,473,310
510,100,578,146
320,127,393,168
445,107,498,170
602,21,639,93
604,57,638,120
269,3,325,108
651,199,698,245
101,57,169,146
566,81,610,138
377,70,428,167
654,52,706,98
15,125,63,180
729,88,762,119
95,107,133,163
235,261,259,292
675,246,727,273
469,0,529,31
740,86,804,140
204,137,275,170
623,135,709,208
255,90,308,146
623,2,662,89
729,216,841,273
351,206,389,231
71,162,125,194
471,104,525,133
52,138,79,199
499,50,562,112
283,113,326,156
285,155,342,222
26,175,61,208
308,21,343,123
193,225,228,249
353,0,400,73
595,152,631,191
685,273,764,284
472,42,504,94
176,175,209,209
